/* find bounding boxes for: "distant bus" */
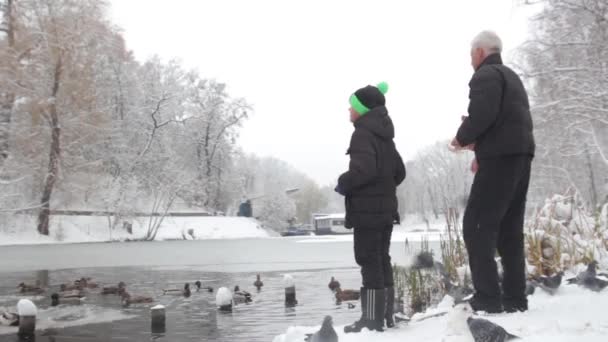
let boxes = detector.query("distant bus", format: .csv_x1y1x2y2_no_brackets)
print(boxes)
312,213,350,235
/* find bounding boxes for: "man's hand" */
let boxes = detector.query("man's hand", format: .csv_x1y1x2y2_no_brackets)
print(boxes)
449,137,463,152
449,137,475,152
471,158,479,174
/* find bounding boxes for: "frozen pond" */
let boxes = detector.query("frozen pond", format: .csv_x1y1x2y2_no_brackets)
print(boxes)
0,236,438,341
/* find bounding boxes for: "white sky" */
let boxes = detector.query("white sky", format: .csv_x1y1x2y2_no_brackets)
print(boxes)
109,0,532,186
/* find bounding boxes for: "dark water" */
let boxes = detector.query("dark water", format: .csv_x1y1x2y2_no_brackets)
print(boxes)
0,237,434,341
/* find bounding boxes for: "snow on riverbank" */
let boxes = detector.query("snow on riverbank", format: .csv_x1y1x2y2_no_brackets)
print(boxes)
0,216,272,246
273,283,608,342
294,221,446,244
0,215,443,246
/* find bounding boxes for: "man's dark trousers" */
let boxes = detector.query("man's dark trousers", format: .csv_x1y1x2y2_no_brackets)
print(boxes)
354,226,394,289
463,155,532,311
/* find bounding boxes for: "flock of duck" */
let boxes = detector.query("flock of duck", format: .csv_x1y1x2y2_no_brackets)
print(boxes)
1,273,365,330
0,274,265,328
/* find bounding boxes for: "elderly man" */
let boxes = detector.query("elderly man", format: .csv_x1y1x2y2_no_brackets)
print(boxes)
451,31,535,313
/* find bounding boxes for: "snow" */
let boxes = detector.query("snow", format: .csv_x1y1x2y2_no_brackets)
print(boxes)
0,216,271,246
215,287,232,307
295,222,445,244
283,274,295,288
151,305,165,310
17,299,37,316
273,285,608,342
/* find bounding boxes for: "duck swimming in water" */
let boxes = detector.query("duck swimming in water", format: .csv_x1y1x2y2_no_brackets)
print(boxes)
60,280,83,292
121,292,154,307
51,293,85,306
79,277,99,289
254,274,264,289
102,281,126,295
18,281,45,294
233,286,252,304
194,281,213,293
163,283,191,297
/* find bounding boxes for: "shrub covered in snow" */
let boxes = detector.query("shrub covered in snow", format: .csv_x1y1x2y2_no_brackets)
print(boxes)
526,193,608,275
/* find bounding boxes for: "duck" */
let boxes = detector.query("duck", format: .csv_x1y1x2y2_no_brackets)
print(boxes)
163,283,191,297
335,288,360,302
233,286,252,304
328,277,340,291
194,281,214,293
57,289,86,299
79,277,99,289
0,311,19,327
102,281,126,295
121,292,154,307
254,274,264,289
18,281,45,294
60,280,83,292
51,293,85,306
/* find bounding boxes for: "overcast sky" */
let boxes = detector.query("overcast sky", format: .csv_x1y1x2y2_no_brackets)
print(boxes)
109,0,532,186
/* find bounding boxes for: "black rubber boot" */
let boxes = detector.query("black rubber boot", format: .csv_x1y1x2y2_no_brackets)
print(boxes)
385,287,395,328
344,288,385,333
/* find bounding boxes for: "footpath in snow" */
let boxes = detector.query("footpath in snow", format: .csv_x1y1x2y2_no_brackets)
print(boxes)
273,283,608,342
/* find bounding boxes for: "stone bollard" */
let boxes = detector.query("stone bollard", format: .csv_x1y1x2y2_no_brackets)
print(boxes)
283,274,297,307
150,305,166,334
17,299,37,339
216,287,233,312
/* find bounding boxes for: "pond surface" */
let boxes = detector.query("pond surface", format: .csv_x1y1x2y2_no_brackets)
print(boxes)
0,235,437,341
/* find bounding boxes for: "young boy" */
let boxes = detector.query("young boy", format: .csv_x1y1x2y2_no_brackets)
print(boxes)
335,82,406,332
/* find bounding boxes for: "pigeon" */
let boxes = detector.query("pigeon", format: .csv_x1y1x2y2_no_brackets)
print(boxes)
525,281,536,296
567,261,608,292
467,317,519,342
531,272,563,295
305,316,338,342
449,284,475,304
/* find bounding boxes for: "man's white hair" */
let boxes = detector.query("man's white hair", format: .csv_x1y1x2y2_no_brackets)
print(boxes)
471,30,503,54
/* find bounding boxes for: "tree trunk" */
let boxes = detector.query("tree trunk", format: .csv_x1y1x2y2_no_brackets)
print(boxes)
0,0,16,167
584,144,598,210
37,58,62,236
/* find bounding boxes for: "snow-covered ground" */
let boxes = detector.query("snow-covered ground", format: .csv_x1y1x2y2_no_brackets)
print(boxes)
273,284,608,342
294,220,446,244
0,216,272,246
0,214,444,246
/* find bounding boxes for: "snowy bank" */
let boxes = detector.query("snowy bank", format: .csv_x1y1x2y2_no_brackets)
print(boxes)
0,216,271,246
273,284,608,342
294,222,445,244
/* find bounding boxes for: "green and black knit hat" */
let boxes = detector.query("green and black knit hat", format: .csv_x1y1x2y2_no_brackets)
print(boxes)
349,82,389,115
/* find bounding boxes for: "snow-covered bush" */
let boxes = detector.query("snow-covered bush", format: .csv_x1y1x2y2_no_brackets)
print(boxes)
527,193,608,275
